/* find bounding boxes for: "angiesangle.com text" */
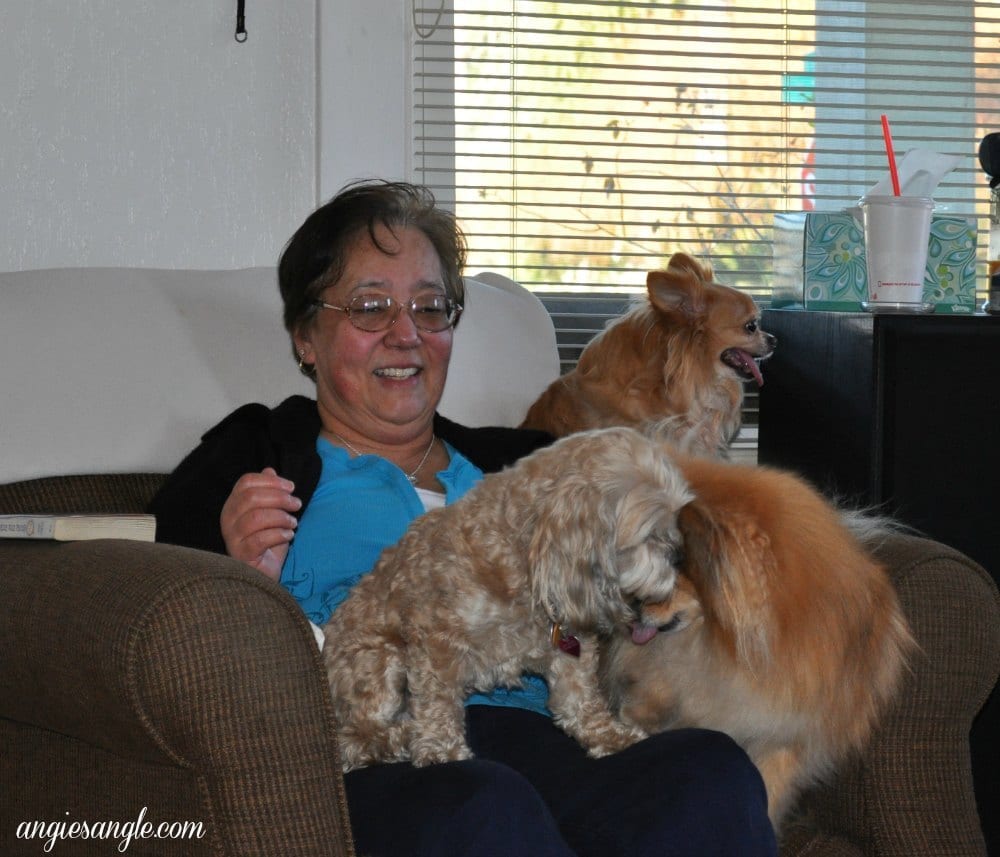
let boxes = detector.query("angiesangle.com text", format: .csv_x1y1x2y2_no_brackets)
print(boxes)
16,807,205,853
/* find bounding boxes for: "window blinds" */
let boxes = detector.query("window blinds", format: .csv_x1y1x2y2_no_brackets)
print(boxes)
411,0,1000,408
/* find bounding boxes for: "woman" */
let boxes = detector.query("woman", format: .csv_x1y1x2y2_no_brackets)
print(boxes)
149,180,777,857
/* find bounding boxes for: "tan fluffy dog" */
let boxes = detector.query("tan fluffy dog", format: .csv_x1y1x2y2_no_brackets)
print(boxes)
323,427,693,772
521,252,776,455
600,453,914,828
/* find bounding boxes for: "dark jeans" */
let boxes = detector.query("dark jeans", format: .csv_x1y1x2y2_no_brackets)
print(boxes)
344,706,777,857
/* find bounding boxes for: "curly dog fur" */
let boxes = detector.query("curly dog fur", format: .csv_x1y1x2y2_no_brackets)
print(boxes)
323,427,692,772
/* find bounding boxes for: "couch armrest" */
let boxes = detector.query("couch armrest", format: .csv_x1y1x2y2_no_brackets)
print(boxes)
784,533,1000,857
0,539,353,857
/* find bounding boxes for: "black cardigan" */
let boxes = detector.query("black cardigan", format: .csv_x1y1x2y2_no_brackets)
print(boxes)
148,395,553,555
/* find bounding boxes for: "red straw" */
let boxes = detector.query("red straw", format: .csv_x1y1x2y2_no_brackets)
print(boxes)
880,114,901,196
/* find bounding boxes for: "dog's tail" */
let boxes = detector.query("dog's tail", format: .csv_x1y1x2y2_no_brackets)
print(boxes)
839,505,919,551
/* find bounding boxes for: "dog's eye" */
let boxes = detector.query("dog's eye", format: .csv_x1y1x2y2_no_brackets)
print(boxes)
667,545,686,567
745,319,759,334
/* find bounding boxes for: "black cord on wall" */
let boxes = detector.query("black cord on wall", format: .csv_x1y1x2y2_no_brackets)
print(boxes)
235,0,247,42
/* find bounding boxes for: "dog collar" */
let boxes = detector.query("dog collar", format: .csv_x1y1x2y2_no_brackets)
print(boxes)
550,622,581,657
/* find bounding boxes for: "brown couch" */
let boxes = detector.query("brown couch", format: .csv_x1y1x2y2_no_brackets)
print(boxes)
0,475,352,857
1,472,997,856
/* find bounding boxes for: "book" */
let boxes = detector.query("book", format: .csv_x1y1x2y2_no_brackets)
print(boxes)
0,514,156,542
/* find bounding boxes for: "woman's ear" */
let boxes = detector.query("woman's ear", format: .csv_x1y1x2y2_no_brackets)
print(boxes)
293,328,316,373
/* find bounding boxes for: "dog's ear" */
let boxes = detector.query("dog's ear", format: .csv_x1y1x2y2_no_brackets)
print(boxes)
646,253,713,318
528,480,618,633
614,482,676,551
529,477,688,634
678,499,774,667
668,251,714,282
676,500,721,588
528,431,690,633
611,482,685,604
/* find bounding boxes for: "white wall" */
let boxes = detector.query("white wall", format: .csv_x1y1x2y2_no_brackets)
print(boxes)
318,0,411,197
1,0,318,271
0,0,415,272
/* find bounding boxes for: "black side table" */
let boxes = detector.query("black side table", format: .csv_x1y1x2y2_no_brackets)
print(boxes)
758,307,1000,854
759,308,999,574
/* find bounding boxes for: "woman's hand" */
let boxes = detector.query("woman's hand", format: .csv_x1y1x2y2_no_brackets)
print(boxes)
221,467,302,582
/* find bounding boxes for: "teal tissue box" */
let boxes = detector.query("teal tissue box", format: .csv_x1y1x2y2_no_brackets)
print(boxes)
798,211,977,314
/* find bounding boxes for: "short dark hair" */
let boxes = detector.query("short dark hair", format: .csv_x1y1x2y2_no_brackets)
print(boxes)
278,180,467,366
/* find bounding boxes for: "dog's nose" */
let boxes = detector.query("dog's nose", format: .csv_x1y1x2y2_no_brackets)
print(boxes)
765,332,777,350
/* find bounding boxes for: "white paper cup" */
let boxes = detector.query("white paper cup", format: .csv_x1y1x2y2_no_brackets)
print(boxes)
860,195,935,313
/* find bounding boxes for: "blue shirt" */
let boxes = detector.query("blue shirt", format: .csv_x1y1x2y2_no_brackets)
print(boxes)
282,436,550,716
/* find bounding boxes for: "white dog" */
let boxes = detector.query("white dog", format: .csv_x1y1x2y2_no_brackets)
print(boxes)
323,427,692,771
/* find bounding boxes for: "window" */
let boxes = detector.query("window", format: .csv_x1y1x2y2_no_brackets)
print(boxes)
411,0,1000,441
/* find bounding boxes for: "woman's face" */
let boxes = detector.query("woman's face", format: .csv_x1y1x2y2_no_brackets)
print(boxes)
295,224,454,444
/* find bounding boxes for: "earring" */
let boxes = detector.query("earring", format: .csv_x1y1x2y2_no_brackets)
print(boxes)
297,350,306,371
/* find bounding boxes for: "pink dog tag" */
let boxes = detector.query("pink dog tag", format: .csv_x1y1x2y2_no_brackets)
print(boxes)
558,635,581,657
550,622,581,657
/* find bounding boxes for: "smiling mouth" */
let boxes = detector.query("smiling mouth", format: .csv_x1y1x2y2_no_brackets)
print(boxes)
375,367,421,379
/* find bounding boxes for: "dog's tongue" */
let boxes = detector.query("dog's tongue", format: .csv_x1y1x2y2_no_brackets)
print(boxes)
630,622,659,645
728,349,764,387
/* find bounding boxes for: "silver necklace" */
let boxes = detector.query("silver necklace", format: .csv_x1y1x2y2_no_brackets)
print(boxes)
327,430,436,485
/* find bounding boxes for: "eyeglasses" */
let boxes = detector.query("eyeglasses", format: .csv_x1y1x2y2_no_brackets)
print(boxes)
312,293,463,333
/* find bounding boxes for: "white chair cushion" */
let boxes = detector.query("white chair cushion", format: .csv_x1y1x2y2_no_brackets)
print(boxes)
1,267,559,483
440,272,560,428
2,267,313,484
